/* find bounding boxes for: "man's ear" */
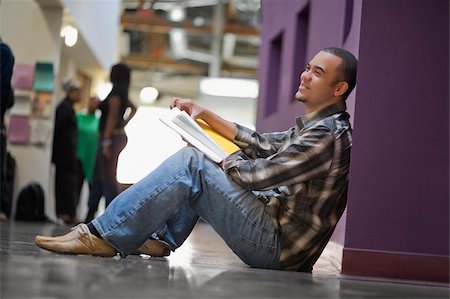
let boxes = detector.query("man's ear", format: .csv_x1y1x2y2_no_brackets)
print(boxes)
334,82,349,97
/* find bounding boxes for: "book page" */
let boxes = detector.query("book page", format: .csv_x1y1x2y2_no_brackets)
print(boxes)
160,108,226,162
172,113,225,156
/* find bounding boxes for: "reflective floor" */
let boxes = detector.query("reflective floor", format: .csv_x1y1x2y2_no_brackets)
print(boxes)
1,221,448,298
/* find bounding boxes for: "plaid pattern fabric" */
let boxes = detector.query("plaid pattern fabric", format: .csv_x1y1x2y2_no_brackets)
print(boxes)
224,101,352,271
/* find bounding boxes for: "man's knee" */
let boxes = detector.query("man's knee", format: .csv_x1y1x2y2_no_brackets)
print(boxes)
177,146,204,161
172,147,214,175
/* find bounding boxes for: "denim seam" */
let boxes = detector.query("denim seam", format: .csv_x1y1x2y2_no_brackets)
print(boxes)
230,235,277,250
101,170,189,237
203,175,275,237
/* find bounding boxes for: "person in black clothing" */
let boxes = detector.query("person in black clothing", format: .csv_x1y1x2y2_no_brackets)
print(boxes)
84,63,136,222
0,39,15,221
52,79,81,224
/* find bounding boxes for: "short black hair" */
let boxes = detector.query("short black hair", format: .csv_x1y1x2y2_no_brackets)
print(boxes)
322,47,358,100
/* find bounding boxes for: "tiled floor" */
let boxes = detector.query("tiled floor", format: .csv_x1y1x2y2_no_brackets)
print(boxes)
1,221,448,298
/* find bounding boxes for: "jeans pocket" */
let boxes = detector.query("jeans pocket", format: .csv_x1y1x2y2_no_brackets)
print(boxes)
230,235,280,270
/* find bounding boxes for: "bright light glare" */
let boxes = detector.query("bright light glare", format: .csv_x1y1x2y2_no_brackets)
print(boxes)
61,25,78,47
193,16,205,27
171,28,184,42
117,107,186,184
140,87,159,104
169,6,185,22
60,25,70,37
199,77,259,98
97,82,112,100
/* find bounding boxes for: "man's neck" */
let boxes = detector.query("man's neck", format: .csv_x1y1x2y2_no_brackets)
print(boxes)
304,98,343,114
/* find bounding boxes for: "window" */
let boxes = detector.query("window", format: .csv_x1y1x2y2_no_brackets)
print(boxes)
264,32,283,116
291,4,309,102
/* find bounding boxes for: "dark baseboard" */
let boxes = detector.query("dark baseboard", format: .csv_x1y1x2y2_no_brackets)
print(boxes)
342,248,449,284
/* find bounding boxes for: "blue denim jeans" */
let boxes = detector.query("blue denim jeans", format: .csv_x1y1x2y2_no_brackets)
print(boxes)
92,147,281,269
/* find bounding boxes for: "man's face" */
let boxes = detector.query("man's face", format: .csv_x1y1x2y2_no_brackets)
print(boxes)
69,89,81,103
295,51,344,112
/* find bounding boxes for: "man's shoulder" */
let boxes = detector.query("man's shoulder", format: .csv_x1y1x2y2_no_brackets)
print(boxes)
56,99,68,109
314,111,351,135
0,42,13,56
56,99,74,113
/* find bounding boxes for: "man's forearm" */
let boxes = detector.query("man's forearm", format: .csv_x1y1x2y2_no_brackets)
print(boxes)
197,109,237,141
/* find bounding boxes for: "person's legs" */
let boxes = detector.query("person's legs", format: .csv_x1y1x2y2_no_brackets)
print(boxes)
55,164,77,222
93,147,281,269
85,147,103,223
85,181,102,223
101,133,127,207
74,158,85,209
54,165,65,217
0,127,9,218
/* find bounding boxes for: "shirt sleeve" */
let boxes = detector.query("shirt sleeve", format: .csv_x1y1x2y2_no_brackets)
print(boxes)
232,123,296,159
223,125,335,191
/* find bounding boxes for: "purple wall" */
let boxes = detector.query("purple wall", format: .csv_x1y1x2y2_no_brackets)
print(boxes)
257,0,361,244
257,0,356,133
344,0,449,257
346,0,449,256
257,0,308,132
258,0,449,283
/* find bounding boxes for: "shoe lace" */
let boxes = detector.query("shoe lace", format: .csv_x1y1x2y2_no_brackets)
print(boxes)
71,223,94,248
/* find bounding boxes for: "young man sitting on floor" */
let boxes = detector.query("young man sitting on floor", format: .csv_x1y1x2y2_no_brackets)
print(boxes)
35,47,357,272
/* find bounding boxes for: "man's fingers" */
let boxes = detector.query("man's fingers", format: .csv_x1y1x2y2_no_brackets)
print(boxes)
170,98,194,115
170,97,180,109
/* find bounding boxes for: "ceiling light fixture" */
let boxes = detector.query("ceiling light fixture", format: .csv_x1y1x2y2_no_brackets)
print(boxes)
61,25,78,47
199,77,259,98
168,6,185,22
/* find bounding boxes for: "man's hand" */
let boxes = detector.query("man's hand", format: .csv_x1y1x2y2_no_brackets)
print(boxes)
170,96,238,144
170,98,204,119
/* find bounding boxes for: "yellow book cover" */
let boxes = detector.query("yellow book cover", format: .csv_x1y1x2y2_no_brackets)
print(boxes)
196,119,240,155
160,107,240,162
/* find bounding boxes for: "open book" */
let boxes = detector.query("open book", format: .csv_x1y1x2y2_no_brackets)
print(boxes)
159,107,240,163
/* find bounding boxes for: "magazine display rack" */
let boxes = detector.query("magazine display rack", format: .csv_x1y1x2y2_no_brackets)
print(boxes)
8,62,54,146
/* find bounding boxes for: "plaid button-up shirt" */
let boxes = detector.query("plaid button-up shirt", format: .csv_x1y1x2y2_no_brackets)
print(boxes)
224,101,352,271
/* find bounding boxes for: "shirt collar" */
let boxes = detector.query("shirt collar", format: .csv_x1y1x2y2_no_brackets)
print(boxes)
296,101,347,130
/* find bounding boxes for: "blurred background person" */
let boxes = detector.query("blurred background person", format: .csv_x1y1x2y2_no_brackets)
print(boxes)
75,96,101,221
0,38,15,222
52,79,81,224
84,63,136,222
83,150,103,223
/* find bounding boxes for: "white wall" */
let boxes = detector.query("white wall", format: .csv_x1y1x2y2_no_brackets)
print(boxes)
1,0,122,221
63,0,122,70
1,0,63,219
